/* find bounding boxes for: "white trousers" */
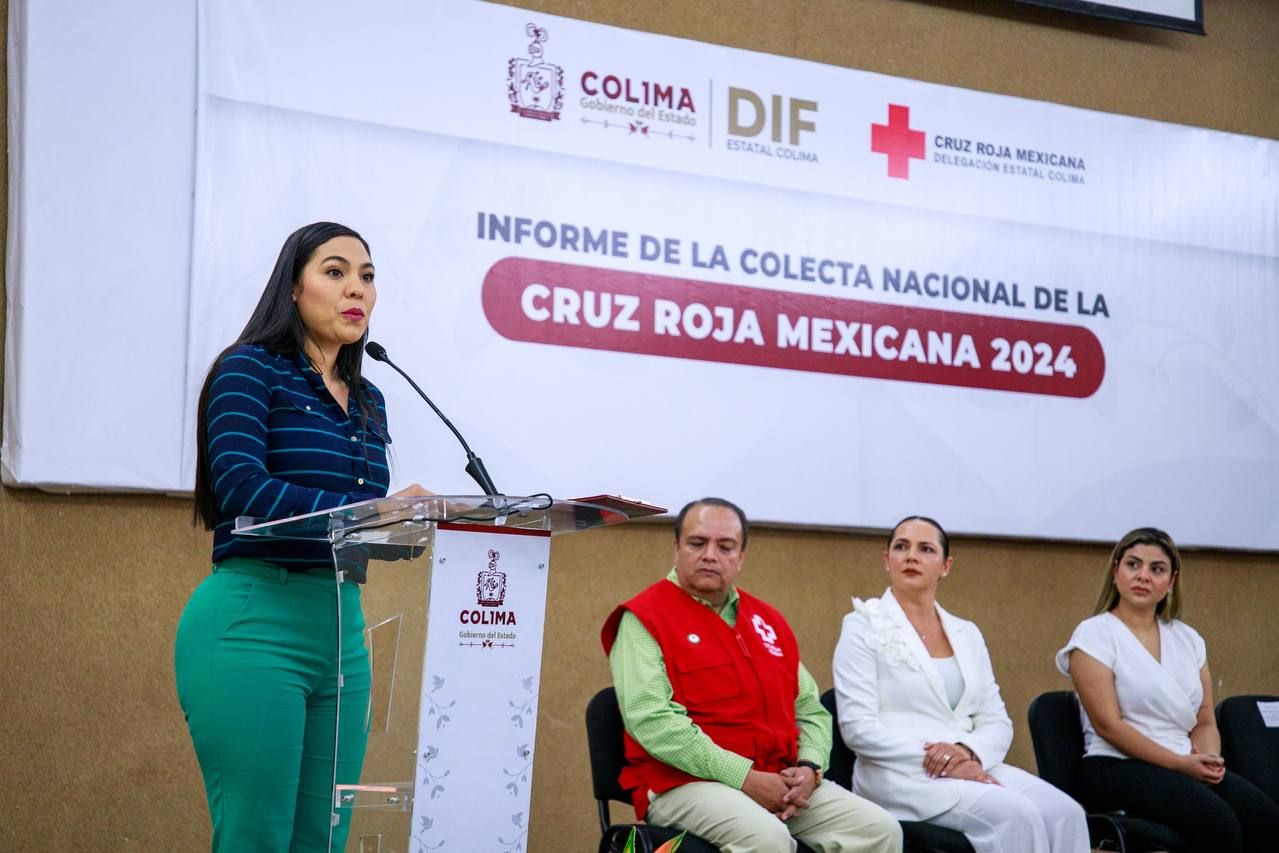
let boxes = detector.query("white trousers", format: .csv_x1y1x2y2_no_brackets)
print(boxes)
929,764,1090,853
647,778,903,853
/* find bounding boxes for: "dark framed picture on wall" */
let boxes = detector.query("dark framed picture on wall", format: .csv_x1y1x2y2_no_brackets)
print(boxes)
1012,0,1204,34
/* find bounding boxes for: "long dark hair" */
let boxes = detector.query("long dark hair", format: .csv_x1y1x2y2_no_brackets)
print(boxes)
193,222,377,529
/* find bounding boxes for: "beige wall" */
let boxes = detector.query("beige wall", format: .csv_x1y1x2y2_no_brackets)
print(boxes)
2,1,1277,849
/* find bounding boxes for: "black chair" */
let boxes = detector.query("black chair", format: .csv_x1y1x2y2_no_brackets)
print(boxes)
585,687,818,853
1216,694,1279,806
1027,690,1187,853
819,689,976,853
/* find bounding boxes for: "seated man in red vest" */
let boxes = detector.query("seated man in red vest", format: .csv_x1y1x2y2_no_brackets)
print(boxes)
602,498,902,853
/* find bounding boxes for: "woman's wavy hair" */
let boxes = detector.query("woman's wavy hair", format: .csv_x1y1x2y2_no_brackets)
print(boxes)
1093,527,1183,622
192,222,377,529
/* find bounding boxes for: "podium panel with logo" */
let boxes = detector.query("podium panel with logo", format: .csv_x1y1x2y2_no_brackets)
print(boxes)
234,495,660,852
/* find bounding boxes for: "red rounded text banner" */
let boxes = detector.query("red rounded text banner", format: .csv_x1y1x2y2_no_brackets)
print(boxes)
481,257,1105,398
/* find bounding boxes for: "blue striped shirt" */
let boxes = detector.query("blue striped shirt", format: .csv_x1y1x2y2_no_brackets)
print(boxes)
207,344,392,568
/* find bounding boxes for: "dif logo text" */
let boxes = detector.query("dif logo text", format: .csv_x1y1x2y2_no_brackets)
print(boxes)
726,87,819,163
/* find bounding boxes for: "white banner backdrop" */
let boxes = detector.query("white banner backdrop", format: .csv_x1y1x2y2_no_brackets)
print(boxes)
3,0,197,491
5,1,1278,549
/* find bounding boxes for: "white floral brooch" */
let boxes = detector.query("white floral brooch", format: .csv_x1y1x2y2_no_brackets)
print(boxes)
854,597,920,671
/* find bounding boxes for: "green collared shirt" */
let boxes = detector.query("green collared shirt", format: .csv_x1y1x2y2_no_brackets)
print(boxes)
608,570,831,789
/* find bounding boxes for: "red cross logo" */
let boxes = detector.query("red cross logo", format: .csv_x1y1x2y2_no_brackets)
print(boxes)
871,104,926,179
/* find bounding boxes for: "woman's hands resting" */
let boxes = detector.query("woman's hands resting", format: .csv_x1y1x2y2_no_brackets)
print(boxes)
1179,748,1226,785
923,741,1000,784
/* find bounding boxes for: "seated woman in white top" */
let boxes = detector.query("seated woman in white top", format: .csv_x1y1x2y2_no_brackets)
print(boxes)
834,517,1089,853
1057,527,1279,853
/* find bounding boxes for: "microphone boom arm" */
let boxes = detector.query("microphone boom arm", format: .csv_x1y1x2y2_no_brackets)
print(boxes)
366,342,500,496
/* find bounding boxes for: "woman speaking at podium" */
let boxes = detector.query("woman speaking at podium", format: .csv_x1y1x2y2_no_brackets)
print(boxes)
175,222,427,851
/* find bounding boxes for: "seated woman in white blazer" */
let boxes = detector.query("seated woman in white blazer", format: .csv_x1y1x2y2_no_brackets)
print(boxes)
832,516,1089,853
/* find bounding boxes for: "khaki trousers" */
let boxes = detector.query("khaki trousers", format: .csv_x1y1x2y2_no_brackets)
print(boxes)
647,779,903,853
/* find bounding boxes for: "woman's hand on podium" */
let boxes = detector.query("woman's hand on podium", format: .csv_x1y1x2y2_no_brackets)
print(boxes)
391,483,433,498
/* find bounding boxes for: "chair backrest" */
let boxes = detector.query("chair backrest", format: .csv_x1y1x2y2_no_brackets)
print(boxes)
819,688,856,790
1217,694,1279,804
1027,691,1085,796
586,686,636,808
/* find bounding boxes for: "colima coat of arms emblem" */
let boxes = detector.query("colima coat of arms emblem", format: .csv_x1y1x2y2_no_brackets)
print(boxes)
476,549,508,607
507,23,563,121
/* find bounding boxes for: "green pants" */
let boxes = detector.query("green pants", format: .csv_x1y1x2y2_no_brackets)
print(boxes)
175,558,371,852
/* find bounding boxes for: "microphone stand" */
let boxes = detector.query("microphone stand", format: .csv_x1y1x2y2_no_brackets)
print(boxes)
365,341,501,496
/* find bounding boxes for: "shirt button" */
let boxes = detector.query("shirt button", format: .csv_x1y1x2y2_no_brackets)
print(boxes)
304,405,312,411
357,478,365,485
350,435,358,442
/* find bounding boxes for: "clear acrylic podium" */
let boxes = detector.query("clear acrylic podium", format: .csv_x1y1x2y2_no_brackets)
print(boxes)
234,494,662,852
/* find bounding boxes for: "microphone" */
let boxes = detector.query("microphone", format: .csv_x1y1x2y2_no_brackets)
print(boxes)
365,341,501,496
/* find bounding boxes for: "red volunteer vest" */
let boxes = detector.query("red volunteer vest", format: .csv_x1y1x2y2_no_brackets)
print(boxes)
600,580,800,819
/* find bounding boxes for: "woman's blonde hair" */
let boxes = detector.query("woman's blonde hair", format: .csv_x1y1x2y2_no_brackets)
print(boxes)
1093,527,1182,622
